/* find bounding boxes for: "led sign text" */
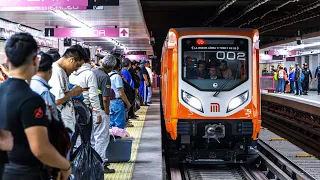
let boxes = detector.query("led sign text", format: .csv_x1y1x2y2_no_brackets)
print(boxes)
1,0,88,7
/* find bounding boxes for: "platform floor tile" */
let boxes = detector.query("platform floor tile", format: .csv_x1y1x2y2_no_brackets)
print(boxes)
104,107,148,180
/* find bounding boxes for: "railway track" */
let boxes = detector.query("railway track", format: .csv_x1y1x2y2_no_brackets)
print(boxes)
169,140,317,180
261,100,320,157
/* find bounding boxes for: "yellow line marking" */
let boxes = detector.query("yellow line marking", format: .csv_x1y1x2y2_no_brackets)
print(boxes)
105,107,148,180
270,138,286,141
296,154,313,158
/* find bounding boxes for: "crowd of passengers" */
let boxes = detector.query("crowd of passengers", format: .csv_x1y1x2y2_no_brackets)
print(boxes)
185,56,233,79
262,62,320,95
0,32,155,179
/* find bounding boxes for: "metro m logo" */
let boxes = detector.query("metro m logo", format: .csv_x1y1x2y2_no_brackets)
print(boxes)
210,103,220,112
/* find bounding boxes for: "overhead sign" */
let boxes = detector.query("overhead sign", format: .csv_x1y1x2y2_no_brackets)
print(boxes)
0,6,87,11
0,0,88,7
88,0,119,6
119,28,129,37
45,28,130,38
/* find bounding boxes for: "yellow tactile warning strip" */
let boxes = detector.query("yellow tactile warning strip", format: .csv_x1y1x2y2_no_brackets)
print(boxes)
270,138,286,141
296,154,313,158
105,106,148,180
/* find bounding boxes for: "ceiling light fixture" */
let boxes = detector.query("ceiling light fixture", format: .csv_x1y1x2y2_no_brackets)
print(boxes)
52,10,91,28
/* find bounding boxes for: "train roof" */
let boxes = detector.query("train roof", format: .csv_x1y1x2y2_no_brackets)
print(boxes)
169,27,257,36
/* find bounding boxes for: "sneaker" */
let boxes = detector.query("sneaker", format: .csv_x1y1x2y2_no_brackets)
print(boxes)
104,166,115,174
126,122,134,127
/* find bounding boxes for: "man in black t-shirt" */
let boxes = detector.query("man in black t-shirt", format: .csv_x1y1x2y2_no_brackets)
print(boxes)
0,33,72,180
138,60,150,106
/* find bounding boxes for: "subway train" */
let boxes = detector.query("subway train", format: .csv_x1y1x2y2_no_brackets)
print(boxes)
160,27,261,164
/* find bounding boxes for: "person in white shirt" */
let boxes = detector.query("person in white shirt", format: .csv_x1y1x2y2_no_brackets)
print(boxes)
48,45,87,148
146,61,153,104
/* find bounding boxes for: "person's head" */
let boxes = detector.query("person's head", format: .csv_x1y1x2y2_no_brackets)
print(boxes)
141,59,148,67
135,66,141,74
220,60,227,70
304,63,308,69
37,52,54,82
83,48,91,63
197,60,206,71
101,54,117,73
114,58,122,71
146,61,151,68
131,60,137,69
5,32,39,77
122,58,131,69
185,56,193,67
60,45,87,75
295,63,299,68
46,49,60,62
209,67,218,76
290,64,294,69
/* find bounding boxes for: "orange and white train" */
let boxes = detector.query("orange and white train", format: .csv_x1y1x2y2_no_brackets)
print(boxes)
160,27,261,163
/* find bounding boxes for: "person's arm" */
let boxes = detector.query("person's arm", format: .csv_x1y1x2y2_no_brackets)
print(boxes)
49,70,84,105
119,88,131,108
0,130,13,151
309,70,312,80
87,74,102,115
115,75,131,107
315,68,318,78
21,97,71,172
102,77,111,115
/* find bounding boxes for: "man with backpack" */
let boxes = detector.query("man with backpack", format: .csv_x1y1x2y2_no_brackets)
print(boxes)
91,54,116,173
301,63,312,95
108,57,132,129
314,63,320,95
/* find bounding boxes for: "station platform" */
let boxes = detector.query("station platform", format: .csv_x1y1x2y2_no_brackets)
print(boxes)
105,92,163,180
261,90,320,116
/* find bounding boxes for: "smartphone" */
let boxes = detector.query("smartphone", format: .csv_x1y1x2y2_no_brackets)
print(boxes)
83,87,90,90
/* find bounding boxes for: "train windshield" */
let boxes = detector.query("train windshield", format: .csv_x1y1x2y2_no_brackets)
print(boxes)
182,37,249,91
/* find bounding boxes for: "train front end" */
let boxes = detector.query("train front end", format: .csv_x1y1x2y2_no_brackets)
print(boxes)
164,28,261,164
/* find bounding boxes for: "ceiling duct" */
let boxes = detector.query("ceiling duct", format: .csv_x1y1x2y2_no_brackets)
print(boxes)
238,0,299,28
257,0,320,30
202,0,237,26
221,0,271,27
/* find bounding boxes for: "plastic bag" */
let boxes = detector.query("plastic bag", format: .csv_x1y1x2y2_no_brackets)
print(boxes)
109,127,130,138
70,142,104,180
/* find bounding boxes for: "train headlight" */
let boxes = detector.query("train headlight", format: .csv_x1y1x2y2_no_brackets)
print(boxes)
182,90,203,112
227,90,249,112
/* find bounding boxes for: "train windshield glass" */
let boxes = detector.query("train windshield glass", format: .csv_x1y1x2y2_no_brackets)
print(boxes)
182,37,249,91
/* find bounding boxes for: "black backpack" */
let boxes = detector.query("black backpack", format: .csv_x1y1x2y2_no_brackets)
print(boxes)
110,73,135,104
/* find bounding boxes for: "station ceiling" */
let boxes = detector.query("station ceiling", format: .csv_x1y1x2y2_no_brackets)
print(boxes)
141,0,320,57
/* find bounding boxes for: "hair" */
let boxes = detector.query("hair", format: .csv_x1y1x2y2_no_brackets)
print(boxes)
122,58,131,67
5,32,38,67
101,54,117,68
135,66,141,72
62,44,88,62
197,60,206,67
220,60,227,65
47,48,60,62
83,48,91,63
38,52,54,72
114,58,121,70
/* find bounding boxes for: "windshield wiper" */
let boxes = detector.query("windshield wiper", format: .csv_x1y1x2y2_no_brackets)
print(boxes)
213,69,240,97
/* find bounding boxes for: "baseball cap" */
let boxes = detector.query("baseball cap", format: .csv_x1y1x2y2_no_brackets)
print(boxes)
38,52,54,72
141,59,148,64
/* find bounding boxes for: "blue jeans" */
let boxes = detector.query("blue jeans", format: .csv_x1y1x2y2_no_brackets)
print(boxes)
290,80,295,93
139,81,148,104
276,78,285,92
295,80,302,95
110,99,126,129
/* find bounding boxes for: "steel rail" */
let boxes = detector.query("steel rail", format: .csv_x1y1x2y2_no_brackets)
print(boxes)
258,140,316,180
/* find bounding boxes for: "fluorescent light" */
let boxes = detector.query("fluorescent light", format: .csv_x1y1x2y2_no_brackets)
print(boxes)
287,42,320,51
52,10,91,28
